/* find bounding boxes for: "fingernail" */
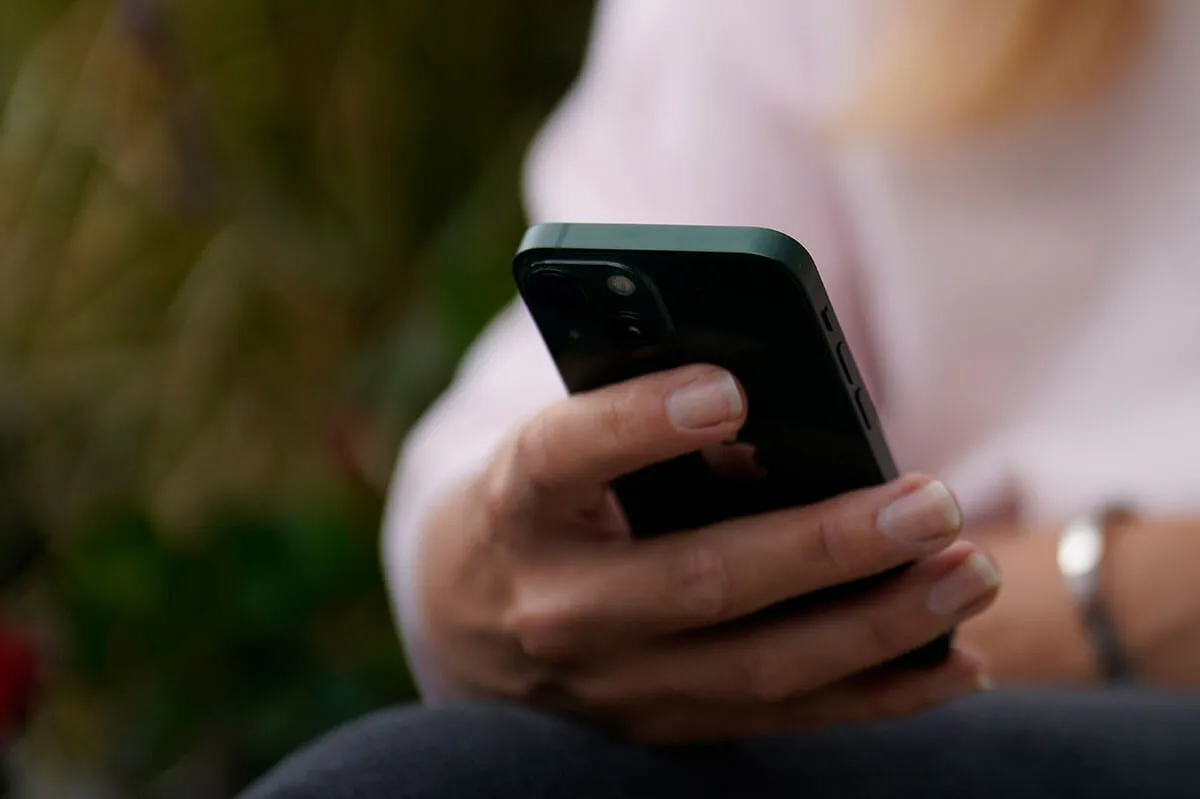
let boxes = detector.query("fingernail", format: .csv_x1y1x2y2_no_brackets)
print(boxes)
929,671,993,703
667,371,743,430
876,480,962,547
927,552,1002,617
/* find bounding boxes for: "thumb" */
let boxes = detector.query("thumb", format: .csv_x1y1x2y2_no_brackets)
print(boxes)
487,364,746,523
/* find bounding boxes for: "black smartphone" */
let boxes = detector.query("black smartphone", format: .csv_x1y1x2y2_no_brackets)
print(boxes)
513,223,949,668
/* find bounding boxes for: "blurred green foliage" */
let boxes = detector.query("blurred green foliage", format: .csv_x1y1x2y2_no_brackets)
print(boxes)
0,0,592,794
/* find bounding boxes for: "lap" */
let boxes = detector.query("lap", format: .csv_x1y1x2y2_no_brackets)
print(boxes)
241,689,1200,799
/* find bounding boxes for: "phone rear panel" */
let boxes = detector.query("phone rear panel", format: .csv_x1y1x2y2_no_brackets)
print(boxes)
514,223,897,538
515,223,950,667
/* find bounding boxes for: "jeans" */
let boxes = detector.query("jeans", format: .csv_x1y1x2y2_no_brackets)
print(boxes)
241,689,1200,799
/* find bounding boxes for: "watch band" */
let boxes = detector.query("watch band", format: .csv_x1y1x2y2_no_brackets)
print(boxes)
1057,504,1135,682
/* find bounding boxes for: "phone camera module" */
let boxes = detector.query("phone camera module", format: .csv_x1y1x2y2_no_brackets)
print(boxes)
606,275,637,297
607,313,657,350
524,269,587,314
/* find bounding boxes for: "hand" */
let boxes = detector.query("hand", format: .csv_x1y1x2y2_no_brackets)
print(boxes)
418,365,1001,742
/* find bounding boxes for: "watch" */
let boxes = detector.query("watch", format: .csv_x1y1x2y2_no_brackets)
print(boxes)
1056,504,1136,682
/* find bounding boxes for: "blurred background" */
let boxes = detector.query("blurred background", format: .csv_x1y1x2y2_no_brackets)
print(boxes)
0,0,593,795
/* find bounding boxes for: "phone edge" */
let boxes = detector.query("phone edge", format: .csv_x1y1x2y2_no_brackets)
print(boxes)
517,222,808,265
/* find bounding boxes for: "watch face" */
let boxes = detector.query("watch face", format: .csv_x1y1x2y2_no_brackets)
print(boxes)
1058,523,1104,578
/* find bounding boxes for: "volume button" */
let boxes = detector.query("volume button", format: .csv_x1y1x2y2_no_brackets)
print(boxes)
836,342,855,385
854,388,875,431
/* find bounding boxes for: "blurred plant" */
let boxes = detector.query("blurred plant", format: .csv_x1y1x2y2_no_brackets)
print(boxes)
49,499,406,790
0,0,591,794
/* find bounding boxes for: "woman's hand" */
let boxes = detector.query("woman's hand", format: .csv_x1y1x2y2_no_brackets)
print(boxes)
418,365,1000,742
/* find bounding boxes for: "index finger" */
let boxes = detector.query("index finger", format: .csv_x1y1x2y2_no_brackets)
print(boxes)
505,475,964,659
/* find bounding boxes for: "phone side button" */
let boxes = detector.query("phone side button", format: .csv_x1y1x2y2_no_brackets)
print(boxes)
836,342,855,385
854,388,874,431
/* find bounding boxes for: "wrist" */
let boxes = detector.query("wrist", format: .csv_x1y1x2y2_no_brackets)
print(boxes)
959,530,1100,684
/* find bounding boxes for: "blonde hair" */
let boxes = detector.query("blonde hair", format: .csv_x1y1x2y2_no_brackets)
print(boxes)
849,0,1156,137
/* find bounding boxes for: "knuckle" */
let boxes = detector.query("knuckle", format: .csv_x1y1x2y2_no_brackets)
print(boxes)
805,491,890,580
480,453,521,525
668,543,734,624
858,595,948,664
510,418,558,497
594,393,627,439
810,510,848,577
505,599,579,661
805,506,868,585
595,390,643,453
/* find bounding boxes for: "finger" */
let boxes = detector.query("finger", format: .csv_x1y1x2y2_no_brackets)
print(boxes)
620,648,990,744
505,475,963,658
592,542,1000,704
484,364,746,521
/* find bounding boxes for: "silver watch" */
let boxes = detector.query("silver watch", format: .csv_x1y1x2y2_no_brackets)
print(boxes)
1056,504,1135,682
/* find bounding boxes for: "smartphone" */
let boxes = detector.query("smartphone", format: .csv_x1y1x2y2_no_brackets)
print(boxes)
513,223,950,668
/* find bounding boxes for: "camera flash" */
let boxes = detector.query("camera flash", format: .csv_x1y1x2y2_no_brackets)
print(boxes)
607,275,637,296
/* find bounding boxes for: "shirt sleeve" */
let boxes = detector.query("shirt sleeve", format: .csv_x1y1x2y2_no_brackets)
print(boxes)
382,0,861,700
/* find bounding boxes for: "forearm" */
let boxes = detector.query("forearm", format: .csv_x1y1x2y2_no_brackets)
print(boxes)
960,517,1200,688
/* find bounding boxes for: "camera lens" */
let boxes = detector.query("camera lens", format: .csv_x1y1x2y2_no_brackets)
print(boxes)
524,269,587,314
607,313,656,350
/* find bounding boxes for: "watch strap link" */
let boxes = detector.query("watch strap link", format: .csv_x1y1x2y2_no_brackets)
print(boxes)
1082,592,1134,682
1059,504,1136,683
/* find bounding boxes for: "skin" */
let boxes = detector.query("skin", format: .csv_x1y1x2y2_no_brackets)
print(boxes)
962,517,1200,687
417,365,1002,743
